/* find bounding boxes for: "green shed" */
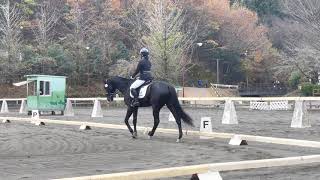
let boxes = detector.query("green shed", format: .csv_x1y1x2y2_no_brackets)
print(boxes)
25,75,66,114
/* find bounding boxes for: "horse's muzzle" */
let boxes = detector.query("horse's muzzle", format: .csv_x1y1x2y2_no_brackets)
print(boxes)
106,93,114,102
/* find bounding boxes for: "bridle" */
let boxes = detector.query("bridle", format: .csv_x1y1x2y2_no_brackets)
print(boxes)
105,83,115,101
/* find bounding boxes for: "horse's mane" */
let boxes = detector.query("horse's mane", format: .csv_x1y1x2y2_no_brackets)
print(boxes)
109,76,132,86
110,76,130,82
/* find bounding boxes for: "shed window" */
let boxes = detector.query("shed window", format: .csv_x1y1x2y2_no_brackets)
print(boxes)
39,81,51,96
45,81,50,95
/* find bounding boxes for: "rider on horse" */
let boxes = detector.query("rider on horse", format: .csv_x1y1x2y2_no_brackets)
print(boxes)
130,48,152,107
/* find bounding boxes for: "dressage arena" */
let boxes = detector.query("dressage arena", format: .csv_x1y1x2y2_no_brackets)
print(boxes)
1,98,320,179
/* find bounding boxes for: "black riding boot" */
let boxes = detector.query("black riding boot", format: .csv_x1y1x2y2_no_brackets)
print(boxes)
131,88,140,107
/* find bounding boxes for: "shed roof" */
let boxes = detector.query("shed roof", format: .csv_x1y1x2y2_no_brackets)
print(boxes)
24,74,66,78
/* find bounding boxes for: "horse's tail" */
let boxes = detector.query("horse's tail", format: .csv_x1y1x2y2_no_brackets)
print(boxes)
168,86,194,126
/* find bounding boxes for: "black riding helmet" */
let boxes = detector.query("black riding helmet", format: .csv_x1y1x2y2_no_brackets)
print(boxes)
140,47,149,57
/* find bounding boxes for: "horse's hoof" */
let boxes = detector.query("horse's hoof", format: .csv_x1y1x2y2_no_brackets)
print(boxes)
176,139,182,143
132,132,138,139
148,131,153,137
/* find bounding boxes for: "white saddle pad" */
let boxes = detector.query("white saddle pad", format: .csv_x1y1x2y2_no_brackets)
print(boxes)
130,84,151,98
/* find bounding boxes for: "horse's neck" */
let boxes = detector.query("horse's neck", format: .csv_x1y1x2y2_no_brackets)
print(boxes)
115,79,131,94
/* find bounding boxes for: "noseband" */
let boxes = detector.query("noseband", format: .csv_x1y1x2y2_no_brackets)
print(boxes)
107,92,115,97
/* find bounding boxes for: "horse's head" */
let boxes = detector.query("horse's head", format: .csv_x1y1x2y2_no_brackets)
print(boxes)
104,79,115,102
104,76,131,101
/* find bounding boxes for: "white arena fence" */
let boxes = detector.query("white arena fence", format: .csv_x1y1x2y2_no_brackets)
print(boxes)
1,97,320,128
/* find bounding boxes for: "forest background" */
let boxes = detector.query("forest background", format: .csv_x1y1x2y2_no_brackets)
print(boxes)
0,0,318,97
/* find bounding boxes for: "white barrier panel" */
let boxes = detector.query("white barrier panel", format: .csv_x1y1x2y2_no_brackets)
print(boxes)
34,121,45,126
91,100,103,118
0,100,9,113
270,101,289,110
31,110,39,119
308,101,320,110
197,171,223,180
19,100,27,114
291,100,310,128
200,117,213,139
168,112,175,122
229,135,248,146
250,101,289,111
30,110,40,124
2,119,10,123
80,124,91,130
64,99,74,116
222,100,238,124
250,101,269,110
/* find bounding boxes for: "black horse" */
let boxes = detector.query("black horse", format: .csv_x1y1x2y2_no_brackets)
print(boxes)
104,76,193,142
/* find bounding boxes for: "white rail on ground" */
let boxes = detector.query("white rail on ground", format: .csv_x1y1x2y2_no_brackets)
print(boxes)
2,116,320,148
55,155,320,180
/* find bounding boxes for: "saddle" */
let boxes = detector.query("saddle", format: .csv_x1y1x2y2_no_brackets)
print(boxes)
130,80,152,99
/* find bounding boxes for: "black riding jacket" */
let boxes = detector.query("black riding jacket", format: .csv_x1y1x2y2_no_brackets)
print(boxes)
132,56,152,81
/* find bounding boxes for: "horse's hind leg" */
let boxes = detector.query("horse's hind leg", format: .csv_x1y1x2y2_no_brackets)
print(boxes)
167,104,183,142
124,107,134,136
148,106,161,138
132,107,138,138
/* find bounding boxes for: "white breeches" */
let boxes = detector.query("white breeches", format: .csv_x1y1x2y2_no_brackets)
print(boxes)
130,79,145,89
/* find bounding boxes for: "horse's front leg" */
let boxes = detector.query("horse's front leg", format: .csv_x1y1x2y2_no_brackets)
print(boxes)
124,107,134,136
148,106,160,138
132,107,138,138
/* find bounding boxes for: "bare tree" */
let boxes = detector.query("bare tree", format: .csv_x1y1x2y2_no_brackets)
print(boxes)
280,0,320,82
91,0,120,65
122,0,148,50
34,0,63,53
0,0,24,82
63,0,97,84
144,0,198,84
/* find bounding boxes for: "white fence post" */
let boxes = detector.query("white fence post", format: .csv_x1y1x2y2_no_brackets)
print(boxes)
222,100,238,124
291,100,310,128
64,99,74,116
91,99,103,117
0,100,9,113
19,100,27,114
